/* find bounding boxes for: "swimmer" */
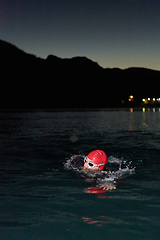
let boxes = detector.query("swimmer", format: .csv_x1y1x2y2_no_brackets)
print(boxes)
82,150,116,190
68,150,116,191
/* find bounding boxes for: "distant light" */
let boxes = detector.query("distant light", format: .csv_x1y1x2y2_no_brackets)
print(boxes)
153,98,155,101
148,98,150,101
128,95,134,101
142,99,145,102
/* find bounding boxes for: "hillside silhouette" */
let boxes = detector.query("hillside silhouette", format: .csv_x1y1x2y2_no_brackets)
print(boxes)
0,39,160,109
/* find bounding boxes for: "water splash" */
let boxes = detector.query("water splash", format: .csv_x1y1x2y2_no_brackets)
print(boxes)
64,155,85,171
98,156,135,184
64,155,135,185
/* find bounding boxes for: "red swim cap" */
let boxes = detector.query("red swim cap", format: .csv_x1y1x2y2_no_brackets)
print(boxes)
87,150,107,170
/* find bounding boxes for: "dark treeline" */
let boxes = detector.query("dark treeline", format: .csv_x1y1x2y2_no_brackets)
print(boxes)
1,39,160,109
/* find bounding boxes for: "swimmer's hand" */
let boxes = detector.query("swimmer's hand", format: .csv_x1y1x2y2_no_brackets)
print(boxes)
100,184,116,191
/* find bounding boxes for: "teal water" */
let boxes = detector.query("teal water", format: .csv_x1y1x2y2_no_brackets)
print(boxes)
0,109,160,240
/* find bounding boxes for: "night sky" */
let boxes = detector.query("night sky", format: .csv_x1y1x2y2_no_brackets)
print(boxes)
1,0,160,70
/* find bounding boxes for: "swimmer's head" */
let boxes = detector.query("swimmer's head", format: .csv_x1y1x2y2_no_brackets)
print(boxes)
84,150,107,171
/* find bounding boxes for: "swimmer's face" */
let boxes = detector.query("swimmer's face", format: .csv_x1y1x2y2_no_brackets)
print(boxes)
83,158,100,171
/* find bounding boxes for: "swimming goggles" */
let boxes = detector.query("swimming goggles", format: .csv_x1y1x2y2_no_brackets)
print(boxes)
84,157,105,168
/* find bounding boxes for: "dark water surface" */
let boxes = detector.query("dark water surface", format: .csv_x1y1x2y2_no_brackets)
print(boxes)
0,108,160,240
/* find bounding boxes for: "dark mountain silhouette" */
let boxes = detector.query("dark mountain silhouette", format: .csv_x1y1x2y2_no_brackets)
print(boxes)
0,39,160,109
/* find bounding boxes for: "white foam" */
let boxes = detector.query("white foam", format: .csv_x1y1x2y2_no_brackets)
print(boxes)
108,156,122,164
